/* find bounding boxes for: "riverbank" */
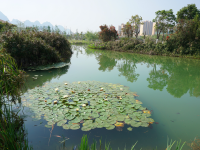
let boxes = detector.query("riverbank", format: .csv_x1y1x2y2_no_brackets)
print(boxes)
69,40,94,44
88,38,200,59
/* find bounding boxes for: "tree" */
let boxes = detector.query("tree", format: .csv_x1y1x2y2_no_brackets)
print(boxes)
129,15,144,38
176,4,200,22
121,22,133,38
0,21,16,33
85,31,99,41
99,24,118,42
153,9,176,40
47,26,51,33
55,25,60,34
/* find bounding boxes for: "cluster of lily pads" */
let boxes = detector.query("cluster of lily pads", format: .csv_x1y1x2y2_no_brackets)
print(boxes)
26,62,70,71
22,81,154,131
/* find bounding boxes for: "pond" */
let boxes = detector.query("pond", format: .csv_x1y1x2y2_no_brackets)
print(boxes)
14,45,200,150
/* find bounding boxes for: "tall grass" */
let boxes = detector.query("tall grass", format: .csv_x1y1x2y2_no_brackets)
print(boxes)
0,43,33,149
0,102,33,150
76,134,186,150
0,47,27,98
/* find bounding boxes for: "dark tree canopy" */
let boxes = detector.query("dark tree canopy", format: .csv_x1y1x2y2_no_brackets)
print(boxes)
176,4,200,22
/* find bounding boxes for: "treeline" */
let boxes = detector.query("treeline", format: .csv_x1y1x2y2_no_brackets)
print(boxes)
88,4,200,57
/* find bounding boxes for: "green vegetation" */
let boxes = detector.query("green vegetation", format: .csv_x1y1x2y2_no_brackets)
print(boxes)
152,9,176,40
0,20,17,34
69,40,93,44
0,29,72,69
0,20,72,69
74,134,186,150
0,102,33,150
88,14,200,58
89,4,200,58
0,40,32,149
176,4,200,21
84,31,99,41
24,81,154,130
0,48,27,97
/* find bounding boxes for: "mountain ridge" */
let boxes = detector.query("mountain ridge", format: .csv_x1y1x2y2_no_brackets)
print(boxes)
0,11,71,34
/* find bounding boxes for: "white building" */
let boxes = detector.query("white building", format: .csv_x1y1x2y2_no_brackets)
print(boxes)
119,21,156,37
139,21,156,36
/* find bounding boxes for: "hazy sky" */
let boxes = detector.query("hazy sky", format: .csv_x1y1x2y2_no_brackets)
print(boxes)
0,0,200,33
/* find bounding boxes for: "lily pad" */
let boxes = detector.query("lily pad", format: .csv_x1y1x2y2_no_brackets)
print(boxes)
22,81,154,131
106,125,115,130
127,127,133,131
63,124,71,129
70,124,80,130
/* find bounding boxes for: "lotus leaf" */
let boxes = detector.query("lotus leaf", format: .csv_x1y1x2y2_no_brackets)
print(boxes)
117,115,125,121
124,118,131,125
106,125,115,130
127,127,133,131
63,124,71,129
23,81,154,131
81,126,92,131
70,124,80,130
130,121,141,127
45,124,52,128
140,122,149,127
57,120,67,126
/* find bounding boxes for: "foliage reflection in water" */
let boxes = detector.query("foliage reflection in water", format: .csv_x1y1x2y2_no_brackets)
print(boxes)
19,45,200,150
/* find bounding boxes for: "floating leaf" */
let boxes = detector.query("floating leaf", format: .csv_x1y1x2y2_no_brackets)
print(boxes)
23,81,154,131
63,124,71,129
70,124,80,130
127,127,133,131
106,125,115,130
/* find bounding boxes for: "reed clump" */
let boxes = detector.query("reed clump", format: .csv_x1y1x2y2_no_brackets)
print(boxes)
0,28,72,69
0,47,27,97
0,102,33,150
73,135,185,150
0,38,33,149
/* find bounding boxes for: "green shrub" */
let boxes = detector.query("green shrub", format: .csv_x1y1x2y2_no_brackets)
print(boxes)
33,31,72,57
0,29,72,68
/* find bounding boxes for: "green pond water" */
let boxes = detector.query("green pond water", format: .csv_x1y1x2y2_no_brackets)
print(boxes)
14,45,200,150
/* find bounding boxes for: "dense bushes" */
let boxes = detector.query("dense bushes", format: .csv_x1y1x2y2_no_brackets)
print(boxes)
165,18,200,55
0,29,72,68
33,31,72,56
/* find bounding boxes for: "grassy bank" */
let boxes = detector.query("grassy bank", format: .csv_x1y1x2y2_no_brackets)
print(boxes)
88,36,200,59
69,40,95,44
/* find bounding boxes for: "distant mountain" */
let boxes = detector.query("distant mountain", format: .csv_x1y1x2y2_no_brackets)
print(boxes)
0,11,10,22
24,20,33,27
41,21,54,28
10,19,23,25
0,11,72,34
10,19,71,34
